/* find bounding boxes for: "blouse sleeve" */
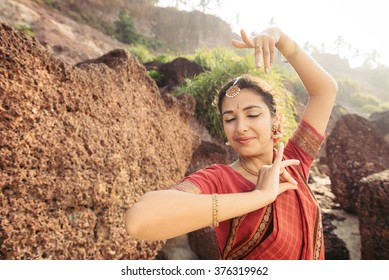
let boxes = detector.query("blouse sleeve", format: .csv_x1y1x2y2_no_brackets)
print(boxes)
284,120,325,180
170,165,224,194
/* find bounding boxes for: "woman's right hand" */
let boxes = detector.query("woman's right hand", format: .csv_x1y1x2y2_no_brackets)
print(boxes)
231,27,283,73
254,142,300,202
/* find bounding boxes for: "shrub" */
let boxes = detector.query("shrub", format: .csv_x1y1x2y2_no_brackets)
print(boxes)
176,48,297,142
115,11,141,45
14,23,35,37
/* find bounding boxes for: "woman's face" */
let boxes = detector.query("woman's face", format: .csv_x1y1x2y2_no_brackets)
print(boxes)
221,89,275,157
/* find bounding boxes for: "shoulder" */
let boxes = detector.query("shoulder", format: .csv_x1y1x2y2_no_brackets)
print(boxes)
287,120,325,159
172,164,230,194
186,164,230,182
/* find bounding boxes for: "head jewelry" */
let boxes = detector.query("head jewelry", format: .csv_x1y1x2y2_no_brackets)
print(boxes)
225,77,241,98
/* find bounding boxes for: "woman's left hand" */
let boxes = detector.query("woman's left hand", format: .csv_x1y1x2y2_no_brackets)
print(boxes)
231,27,283,73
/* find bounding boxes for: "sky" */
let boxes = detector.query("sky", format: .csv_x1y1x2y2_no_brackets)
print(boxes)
157,0,389,68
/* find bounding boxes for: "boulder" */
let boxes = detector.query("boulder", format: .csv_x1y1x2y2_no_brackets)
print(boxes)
369,110,389,143
157,57,206,87
357,170,389,259
0,23,199,259
326,114,389,213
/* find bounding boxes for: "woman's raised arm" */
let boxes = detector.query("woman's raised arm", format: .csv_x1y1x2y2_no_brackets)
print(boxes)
232,27,338,135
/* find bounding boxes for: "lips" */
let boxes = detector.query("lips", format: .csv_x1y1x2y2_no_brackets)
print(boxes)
235,136,255,144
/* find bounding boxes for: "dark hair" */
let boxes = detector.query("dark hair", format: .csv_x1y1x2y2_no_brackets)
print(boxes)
217,74,277,117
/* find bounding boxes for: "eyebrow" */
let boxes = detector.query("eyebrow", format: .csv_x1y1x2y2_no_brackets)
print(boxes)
222,105,263,116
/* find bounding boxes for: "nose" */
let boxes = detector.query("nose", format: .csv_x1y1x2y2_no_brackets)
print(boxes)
236,118,249,134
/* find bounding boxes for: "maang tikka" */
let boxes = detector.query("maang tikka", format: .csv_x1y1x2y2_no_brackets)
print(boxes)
225,77,241,98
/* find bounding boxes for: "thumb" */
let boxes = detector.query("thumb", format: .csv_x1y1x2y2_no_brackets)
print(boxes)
274,142,284,166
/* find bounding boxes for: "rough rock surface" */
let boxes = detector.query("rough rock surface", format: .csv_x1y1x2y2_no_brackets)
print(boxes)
0,23,199,259
0,0,237,65
357,170,389,259
157,57,206,87
0,0,127,65
188,226,220,260
325,114,389,213
369,110,389,143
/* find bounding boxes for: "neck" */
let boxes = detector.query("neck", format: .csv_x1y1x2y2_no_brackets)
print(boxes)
238,149,274,176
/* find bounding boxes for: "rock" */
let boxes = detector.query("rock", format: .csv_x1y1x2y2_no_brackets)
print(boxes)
186,141,236,175
0,0,237,65
326,114,389,213
357,170,389,259
0,23,199,259
310,175,351,259
369,110,389,143
157,57,206,87
330,210,361,259
155,234,198,260
0,0,127,65
322,213,350,259
188,227,220,260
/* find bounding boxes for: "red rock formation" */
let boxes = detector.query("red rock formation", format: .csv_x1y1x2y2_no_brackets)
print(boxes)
0,23,199,259
357,170,389,259
325,114,389,213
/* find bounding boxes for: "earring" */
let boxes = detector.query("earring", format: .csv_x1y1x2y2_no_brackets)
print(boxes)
272,124,282,139
225,142,230,146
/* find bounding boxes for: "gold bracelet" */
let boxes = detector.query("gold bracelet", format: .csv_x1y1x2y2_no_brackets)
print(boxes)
278,40,299,63
212,193,219,227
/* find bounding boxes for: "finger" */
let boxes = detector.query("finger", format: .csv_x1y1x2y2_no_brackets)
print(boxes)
254,44,262,68
280,159,300,168
240,29,255,48
281,169,298,185
273,142,284,166
231,39,249,49
279,182,298,194
262,44,271,73
269,43,275,66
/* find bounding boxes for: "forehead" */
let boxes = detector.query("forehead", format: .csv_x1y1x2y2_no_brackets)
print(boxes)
221,89,266,111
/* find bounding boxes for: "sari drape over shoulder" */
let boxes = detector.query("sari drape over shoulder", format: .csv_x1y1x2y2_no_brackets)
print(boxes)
174,120,325,260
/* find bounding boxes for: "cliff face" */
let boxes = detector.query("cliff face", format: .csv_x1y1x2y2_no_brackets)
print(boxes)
55,0,236,51
0,23,199,259
0,0,236,65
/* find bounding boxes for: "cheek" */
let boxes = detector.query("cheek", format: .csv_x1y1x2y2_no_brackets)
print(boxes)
223,122,239,143
222,122,233,138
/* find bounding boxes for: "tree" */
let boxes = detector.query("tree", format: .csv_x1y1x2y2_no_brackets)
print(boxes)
114,10,141,44
165,0,222,13
267,16,277,26
333,35,350,58
363,49,381,69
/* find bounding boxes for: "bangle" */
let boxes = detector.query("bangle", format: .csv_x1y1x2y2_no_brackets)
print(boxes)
278,40,299,63
212,193,219,227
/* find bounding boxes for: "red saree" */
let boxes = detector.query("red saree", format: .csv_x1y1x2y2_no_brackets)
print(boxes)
175,120,325,260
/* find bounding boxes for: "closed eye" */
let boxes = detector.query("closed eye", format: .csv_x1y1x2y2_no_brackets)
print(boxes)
248,114,261,118
224,118,236,123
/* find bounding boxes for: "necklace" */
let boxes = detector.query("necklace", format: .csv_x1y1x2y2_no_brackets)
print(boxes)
239,157,259,176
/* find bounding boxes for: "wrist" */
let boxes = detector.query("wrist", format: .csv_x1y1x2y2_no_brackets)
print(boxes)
251,189,275,207
276,34,300,63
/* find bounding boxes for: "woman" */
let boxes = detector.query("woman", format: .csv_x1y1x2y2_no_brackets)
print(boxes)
125,26,337,260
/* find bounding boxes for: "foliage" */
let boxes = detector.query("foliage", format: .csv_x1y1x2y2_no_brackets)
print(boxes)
148,70,164,84
114,11,141,45
381,102,389,111
39,0,59,9
349,92,379,108
333,76,388,115
128,44,177,63
128,44,154,63
113,10,163,49
14,24,35,37
153,53,176,63
162,0,222,13
175,48,297,141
